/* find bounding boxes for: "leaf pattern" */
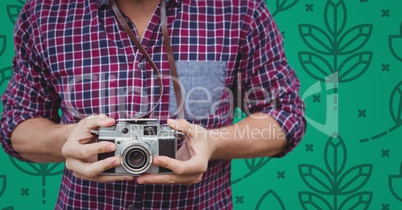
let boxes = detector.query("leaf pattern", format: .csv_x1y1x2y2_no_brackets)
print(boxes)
338,52,372,82
325,0,347,36
270,0,299,17
299,164,333,194
9,157,64,176
0,35,6,58
338,192,372,210
0,175,5,197
338,165,372,194
275,0,298,12
6,5,23,25
299,24,334,55
299,192,332,210
389,81,402,125
324,133,347,177
338,24,372,54
0,67,12,87
299,52,333,81
244,157,271,175
256,189,286,210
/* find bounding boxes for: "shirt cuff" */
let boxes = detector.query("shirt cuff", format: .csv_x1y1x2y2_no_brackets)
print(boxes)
263,108,306,157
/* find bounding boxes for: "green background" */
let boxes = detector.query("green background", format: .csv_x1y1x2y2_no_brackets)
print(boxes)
1,0,402,209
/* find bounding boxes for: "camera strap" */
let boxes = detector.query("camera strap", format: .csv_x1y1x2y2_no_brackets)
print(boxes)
109,0,185,119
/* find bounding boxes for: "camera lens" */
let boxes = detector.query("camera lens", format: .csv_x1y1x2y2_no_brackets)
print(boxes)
121,144,152,175
125,148,147,170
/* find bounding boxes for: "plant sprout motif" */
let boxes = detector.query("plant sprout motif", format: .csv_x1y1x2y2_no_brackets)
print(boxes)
266,0,299,17
9,157,64,205
298,0,372,135
359,80,402,143
299,0,372,83
298,133,373,209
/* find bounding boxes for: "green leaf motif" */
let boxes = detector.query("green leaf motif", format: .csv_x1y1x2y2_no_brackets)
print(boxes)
0,35,6,58
0,175,6,197
244,157,271,174
324,0,347,36
338,52,372,83
275,0,299,12
298,192,332,210
338,164,373,194
389,81,402,125
338,24,372,54
256,189,286,210
299,24,333,55
299,52,333,81
338,192,372,210
299,164,333,194
7,5,23,25
9,157,64,177
0,66,12,87
324,133,347,177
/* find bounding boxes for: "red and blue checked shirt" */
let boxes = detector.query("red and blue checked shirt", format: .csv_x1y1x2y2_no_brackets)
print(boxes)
1,0,306,209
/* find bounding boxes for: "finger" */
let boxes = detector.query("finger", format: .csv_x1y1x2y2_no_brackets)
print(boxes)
80,116,115,130
136,173,203,186
73,171,135,183
152,156,207,175
167,119,193,135
63,141,116,160
65,155,121,178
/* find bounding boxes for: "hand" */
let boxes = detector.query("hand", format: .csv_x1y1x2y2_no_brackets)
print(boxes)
136,119,214,186
62,114,135,182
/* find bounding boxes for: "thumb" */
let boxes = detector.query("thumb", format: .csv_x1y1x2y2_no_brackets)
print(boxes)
82,115,116,129
167,119,193,135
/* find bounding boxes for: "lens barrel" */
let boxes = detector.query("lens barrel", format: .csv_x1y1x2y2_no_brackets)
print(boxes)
121,143,152,174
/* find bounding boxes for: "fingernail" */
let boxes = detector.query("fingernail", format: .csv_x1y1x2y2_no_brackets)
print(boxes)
107,145,115,152
112,159,120,167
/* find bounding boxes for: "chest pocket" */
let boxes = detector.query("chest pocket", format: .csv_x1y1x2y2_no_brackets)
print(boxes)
169,61,227,120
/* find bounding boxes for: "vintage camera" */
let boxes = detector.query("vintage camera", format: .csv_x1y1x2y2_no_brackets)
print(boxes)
95,119,181,175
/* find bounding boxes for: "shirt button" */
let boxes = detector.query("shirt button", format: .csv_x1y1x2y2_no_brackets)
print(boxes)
138,63,144,70
127,205,134,210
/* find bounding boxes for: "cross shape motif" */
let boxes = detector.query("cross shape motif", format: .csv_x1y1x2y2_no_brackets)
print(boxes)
305,144,314,152
235,196,244,204
313,95,321,103
382,64,390,71
358,109,367,117
277,171,286,179
381,149,390,157
382,9,390,17
21,188,29,196
305,4,314,12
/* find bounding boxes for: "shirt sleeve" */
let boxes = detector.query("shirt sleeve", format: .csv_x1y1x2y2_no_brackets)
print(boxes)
0,1,61,159
238,0,306,157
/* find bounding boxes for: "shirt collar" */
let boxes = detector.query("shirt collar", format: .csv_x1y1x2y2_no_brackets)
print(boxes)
98,0,180,9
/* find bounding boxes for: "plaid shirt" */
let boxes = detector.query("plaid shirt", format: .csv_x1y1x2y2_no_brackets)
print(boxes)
1,0,305,209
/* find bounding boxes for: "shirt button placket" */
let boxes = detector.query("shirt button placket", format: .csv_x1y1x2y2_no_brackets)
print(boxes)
137,62,144,71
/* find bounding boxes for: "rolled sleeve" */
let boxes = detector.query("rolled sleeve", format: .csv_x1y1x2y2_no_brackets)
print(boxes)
0,2,60,159
239,1,306,157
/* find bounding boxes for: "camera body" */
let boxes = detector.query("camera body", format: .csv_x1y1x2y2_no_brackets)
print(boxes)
96,119,179,175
